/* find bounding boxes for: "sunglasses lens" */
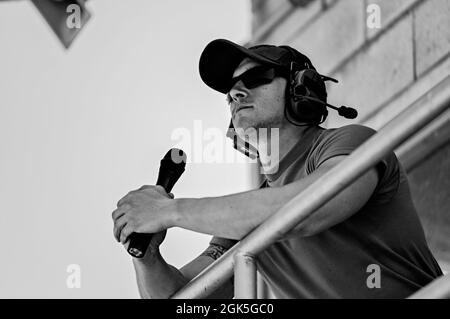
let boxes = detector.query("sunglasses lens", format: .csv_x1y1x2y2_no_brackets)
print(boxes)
229,67,276,91
244,75,273,89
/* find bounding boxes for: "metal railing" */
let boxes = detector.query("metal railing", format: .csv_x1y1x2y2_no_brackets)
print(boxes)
171,74,450,299
408,274,450,299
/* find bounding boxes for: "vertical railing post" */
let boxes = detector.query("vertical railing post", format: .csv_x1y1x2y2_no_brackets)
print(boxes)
234,252,257,298
257,272,270,298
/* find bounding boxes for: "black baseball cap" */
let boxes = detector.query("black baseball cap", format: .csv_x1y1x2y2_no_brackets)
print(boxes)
199,39,315,94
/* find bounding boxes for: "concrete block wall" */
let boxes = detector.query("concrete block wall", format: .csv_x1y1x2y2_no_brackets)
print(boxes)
250,0,450,268
414,0,450,76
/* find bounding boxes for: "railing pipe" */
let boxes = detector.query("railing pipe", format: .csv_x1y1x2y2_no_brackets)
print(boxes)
407,275,450,299
234,252,257,299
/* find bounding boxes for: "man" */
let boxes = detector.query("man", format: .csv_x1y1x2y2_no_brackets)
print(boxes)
112,39,443,298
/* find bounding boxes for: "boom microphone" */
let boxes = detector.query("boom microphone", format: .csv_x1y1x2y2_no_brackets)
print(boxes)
299,95,358,119
127,148,187,258
337,105,358,119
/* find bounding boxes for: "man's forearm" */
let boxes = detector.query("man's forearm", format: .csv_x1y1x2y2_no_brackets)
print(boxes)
173,183,295,240
172,166,335,239
171,156,378,240
132,250,188,299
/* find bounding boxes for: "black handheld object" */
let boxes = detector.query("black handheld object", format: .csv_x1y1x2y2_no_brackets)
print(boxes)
127,148,187,258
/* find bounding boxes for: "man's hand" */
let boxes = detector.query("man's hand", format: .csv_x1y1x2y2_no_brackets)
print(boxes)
112,185,176,245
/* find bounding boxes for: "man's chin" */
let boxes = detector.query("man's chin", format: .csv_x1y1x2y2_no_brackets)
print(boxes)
233,117,251,130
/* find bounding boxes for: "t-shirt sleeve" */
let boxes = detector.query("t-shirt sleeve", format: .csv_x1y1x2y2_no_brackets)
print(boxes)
307,124,400,203
307,124,377,169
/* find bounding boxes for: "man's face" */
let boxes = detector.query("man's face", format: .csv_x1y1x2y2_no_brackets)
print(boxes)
227,58,288,131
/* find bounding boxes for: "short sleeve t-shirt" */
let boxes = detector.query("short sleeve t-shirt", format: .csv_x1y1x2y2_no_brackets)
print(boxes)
210,124,443,298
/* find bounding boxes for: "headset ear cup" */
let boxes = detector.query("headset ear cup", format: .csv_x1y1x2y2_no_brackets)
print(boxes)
294,83,307,96
287,69,328,125
285,71,303,124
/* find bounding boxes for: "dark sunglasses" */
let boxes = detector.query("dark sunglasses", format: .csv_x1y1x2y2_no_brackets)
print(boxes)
228,65,286,92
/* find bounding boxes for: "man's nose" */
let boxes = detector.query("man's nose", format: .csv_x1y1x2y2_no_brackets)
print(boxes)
229,81,249,103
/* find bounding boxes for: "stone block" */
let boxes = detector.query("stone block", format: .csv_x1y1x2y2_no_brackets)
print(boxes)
289,0,365,74
263,0,322,44
366,0,418,38
414,0,450,76
325,15,414,128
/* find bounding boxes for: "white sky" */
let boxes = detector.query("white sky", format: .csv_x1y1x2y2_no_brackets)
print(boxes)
0,0,252,298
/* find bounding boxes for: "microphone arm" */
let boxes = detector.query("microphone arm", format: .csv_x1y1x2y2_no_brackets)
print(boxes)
299,95,358,119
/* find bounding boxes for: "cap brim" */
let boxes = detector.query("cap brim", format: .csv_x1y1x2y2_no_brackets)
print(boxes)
199,39,281,94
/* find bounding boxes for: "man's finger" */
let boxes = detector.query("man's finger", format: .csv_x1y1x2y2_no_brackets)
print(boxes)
153,186,173,198
117,191,135,208
154,185,167,195
120,224,134,244
117,185,160,207
113,214,128,242
112,203,131,221
123,239,130,251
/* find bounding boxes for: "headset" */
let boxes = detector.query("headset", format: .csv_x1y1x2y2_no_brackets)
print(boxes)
280,45,357,126
227,47,358,159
